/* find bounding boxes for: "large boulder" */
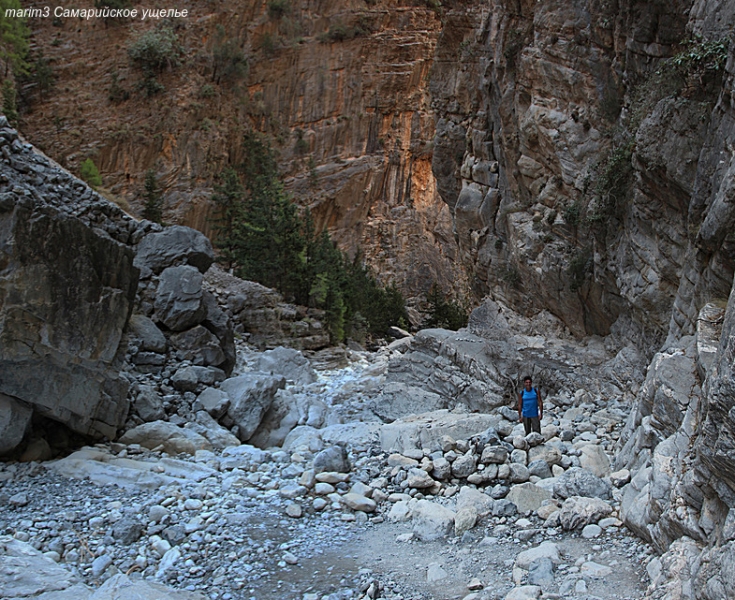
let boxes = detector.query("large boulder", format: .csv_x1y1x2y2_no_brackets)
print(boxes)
412,499,456,541
0,188,137,444
220,374,286,441
369,382,446,422
133,225,214,275
118,421,212,455
553,467,611,500
154,266,206,331
255,347,317,385
127,314,167,353
170,325,226,367
380,410,499,454
0,394,32,455
248,389,301,449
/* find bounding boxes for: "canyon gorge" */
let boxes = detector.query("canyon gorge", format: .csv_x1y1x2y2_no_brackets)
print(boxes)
2,0,735,599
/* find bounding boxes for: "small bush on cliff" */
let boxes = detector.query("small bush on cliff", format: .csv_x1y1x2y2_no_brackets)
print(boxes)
79,158,103,188
212,131,408,342
568,248,592,292
211,25,248,86
317,19,371,43
108,71,130,103
128,25,181,95
128,26,181,72
588,141,634,222
267,0,290,19
672,36,729,82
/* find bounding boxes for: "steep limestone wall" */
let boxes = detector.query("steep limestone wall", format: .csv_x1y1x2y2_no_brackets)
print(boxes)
429,0,713,343
21,0,465,299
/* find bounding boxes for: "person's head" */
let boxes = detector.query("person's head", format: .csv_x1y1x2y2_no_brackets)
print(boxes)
523,376,532,389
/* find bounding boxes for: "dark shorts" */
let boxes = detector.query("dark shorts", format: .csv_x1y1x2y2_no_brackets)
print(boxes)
523,416,541,435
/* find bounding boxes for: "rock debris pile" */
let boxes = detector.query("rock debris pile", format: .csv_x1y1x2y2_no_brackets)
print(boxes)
2,344,652,600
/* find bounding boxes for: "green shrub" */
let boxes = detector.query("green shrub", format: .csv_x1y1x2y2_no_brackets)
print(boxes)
317,19,370,43
267,0,290,19
590,142,634,221
562,201,581,227
294,128,308,154
500,263,520,287
211,25,248,86
672,36,729,77
568,249,591,291
128,25,180,96
80,158,102,188
128,26,181,73
260,32,277,55
0,0,30,77
199,83,215,98
108,71,130,103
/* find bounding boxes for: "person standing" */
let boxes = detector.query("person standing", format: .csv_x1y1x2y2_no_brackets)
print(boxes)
518,376,543,435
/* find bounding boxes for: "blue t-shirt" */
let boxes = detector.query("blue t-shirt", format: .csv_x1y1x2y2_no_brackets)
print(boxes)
521,388,539,418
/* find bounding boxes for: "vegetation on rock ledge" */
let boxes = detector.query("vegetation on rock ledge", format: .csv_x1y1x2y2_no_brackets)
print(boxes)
213,131,408,343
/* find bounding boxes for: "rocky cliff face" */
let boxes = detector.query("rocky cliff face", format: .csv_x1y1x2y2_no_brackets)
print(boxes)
21,0,734,332
21,0,465,299
428,0,726,343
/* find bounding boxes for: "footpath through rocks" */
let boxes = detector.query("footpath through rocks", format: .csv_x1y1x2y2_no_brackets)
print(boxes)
1,337,653,600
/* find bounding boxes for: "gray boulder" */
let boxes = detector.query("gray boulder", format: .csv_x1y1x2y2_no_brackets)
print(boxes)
127,314,167,353
553,467,611,500
220,374,286,441
248,389,301,449
185,411,241,450
134,385,166,422
412,499,456,541
201,291,236,376
134,225,214,275
370,382,446,422
171,367,200,392
452,451,478,478
0,394,32,455
194,387,230,419
506,482,552,513
313,445,350,473
527,459,552,479
255,347,317,385
170,325,226,367
154,266,206,331
549,496,614,530
118,421,212,455
0,194,136,444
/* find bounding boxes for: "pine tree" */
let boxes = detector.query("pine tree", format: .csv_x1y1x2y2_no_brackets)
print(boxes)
211,131,409,342
424,283,468,330
142,169,163,224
